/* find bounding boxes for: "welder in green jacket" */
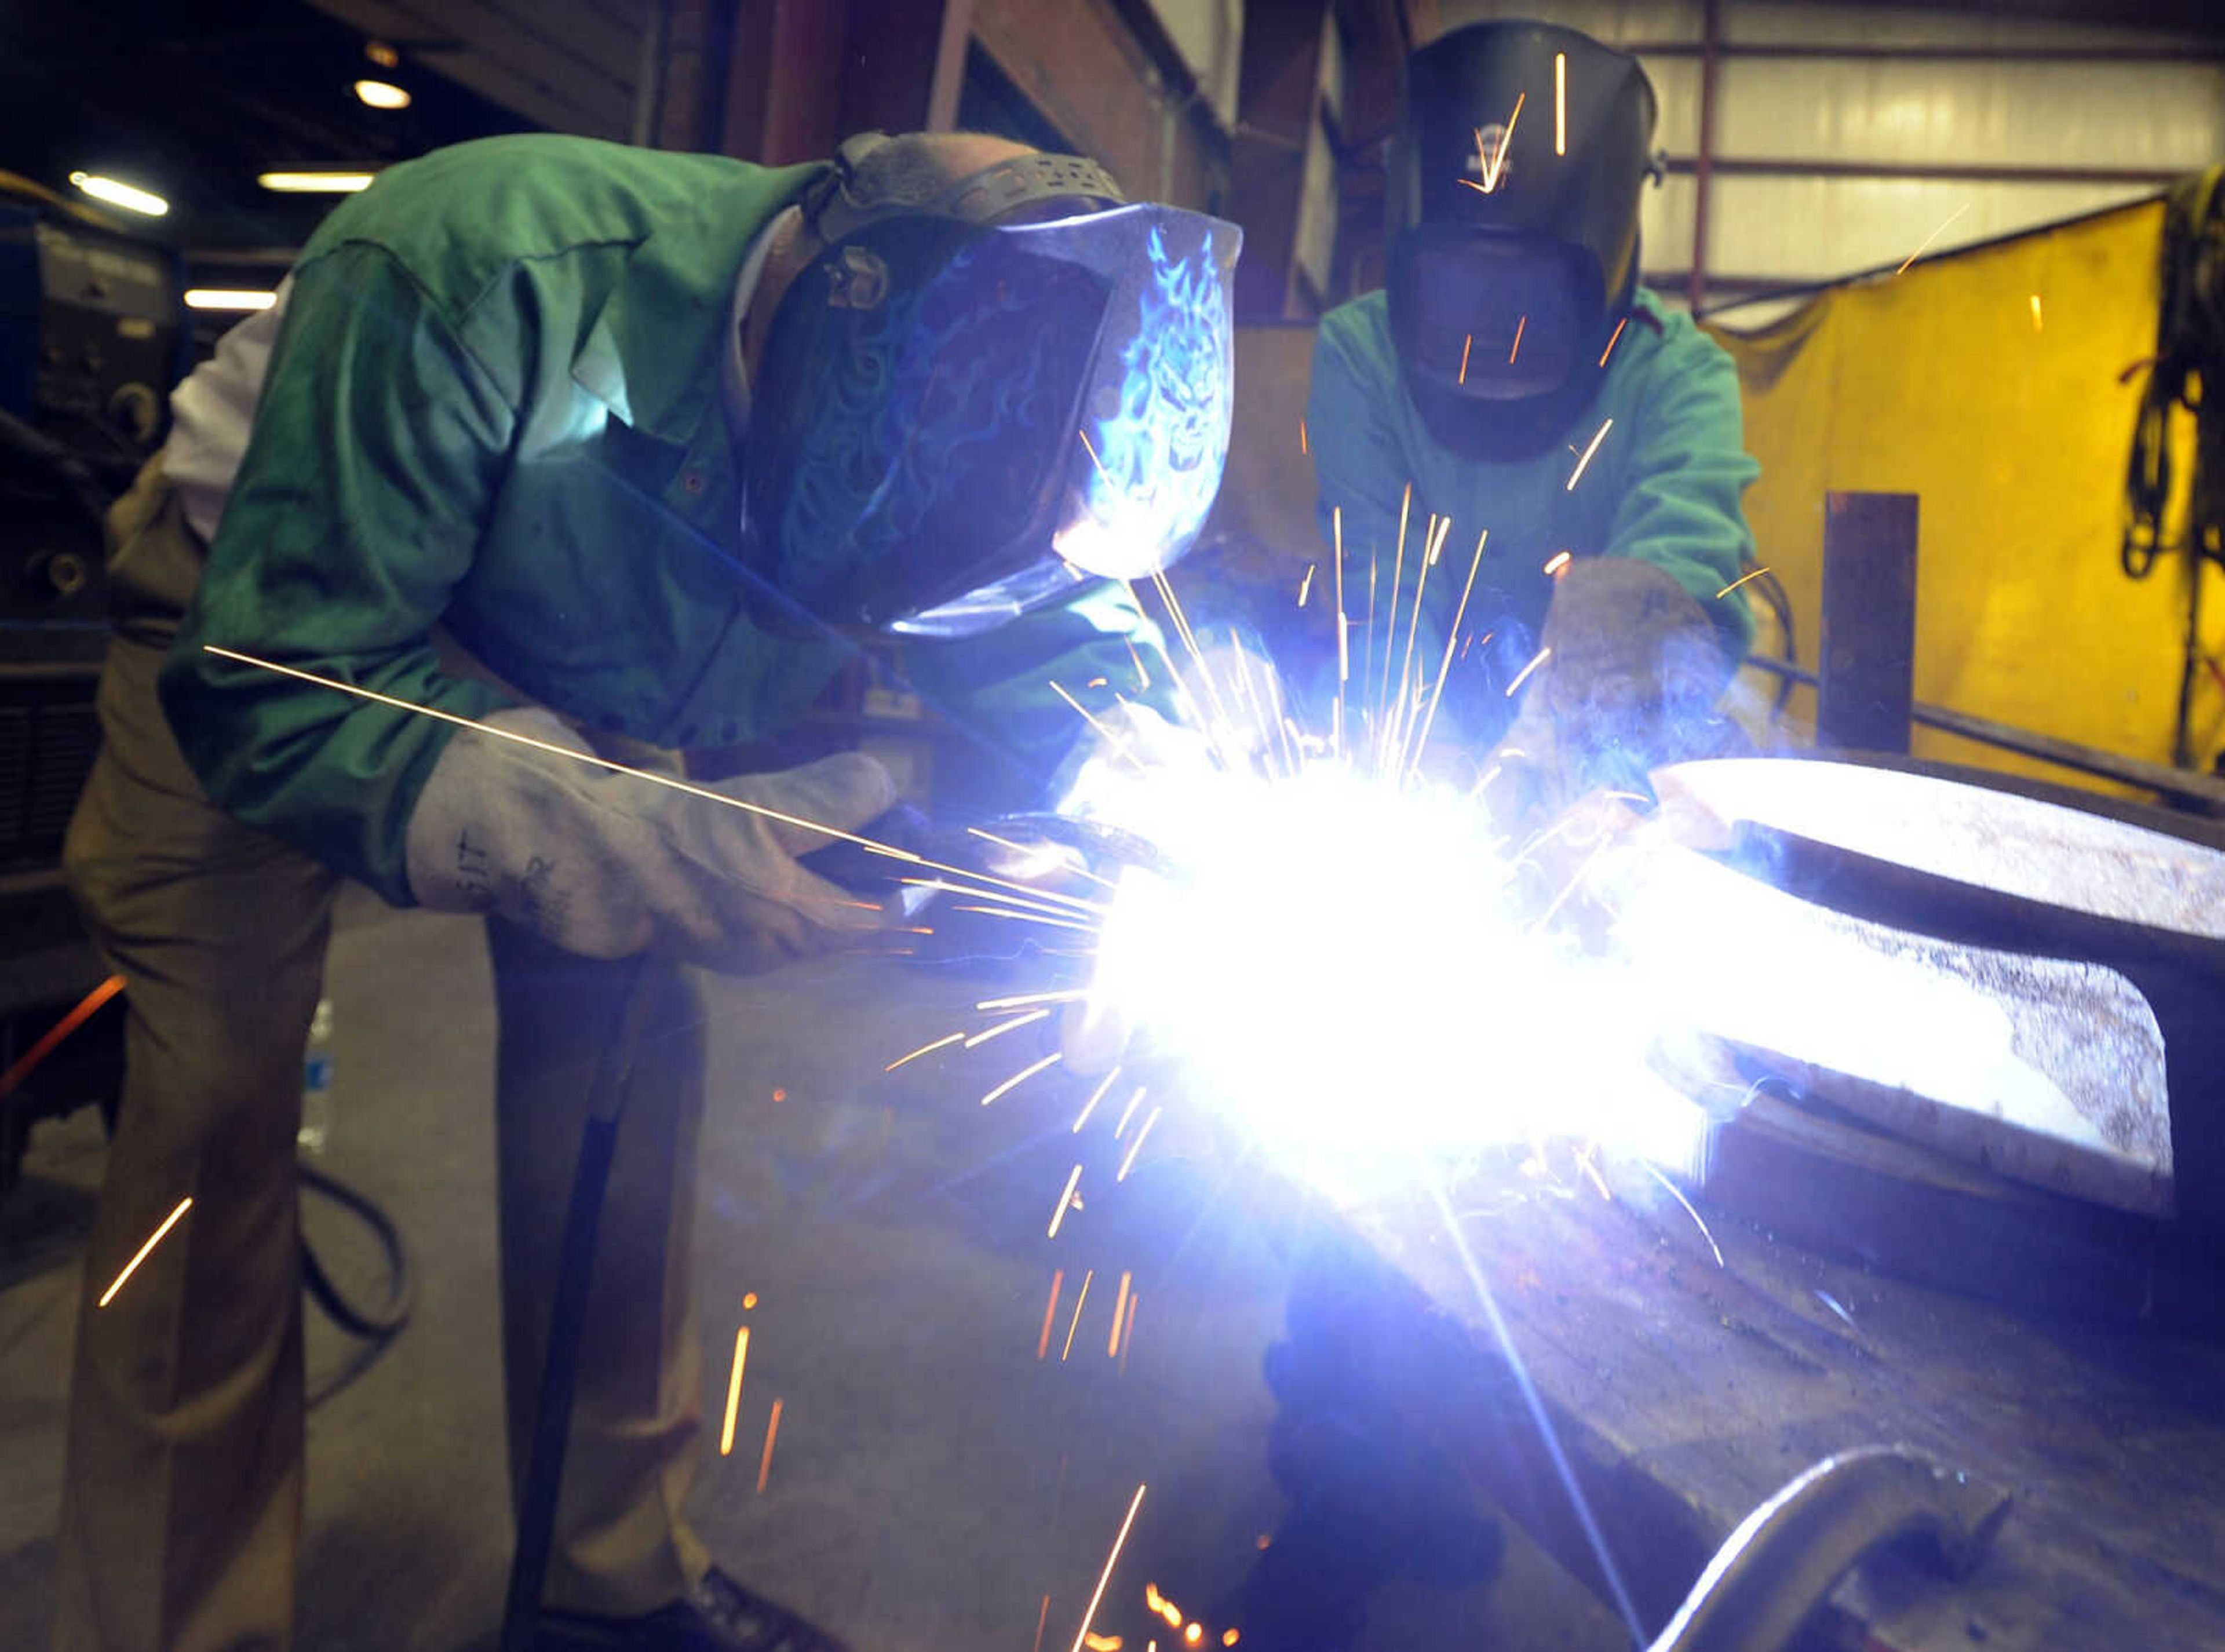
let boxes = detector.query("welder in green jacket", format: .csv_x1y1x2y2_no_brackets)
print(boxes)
1307,19,1758,813
56,131,1236,1652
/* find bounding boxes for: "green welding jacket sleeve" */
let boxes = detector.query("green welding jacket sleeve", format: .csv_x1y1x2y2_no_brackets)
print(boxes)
161,242,518,903
1604,330,1759,659
1305,314,1411,595
902,579,1181,808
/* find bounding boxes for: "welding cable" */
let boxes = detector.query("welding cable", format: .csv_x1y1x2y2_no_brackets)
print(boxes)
298,1163,414,1343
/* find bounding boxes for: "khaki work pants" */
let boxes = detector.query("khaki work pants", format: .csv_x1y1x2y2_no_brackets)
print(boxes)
52,467,714,1652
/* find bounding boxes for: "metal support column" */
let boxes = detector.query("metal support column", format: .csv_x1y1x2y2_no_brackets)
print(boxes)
1817,490,1919,754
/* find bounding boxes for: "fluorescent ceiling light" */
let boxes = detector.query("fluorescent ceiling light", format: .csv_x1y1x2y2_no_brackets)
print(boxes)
258,170,377,194
353,79,411,110
68,172,168,217
185,289,278,312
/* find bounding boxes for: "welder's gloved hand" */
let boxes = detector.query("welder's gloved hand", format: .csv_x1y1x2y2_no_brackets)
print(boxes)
404,707,896,974
1490,557,1737,823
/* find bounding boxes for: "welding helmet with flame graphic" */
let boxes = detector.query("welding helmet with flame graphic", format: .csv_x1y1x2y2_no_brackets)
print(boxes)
1387,21,1659,460
745,135,1241,637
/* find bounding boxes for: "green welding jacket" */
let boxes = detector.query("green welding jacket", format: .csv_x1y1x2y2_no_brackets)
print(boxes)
1307,287,1757,748
161,134,1172,905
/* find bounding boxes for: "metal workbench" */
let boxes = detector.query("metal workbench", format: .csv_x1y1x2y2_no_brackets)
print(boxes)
1327,1139,2225,1651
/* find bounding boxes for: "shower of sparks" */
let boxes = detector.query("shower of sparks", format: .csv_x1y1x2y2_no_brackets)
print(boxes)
1108,1271,1133,1357
1504,645,1552,698
718,1326,750,1456
1379,486,1413,727
1070,1485,1149,1652
1459,332,1473,384
1073,1068,1122,1132
1403,530,1490,772
1038,1269,1066,1360
953,905,1101,934
1113,1086,1146,1137
1062,1270,1096,1362
1116,1107,1163,1181
1599,316,1628,367
983,1051,1063,1106
1555,52,1567,154
1541,550,1571,578
966,1009,1053,1048
1051,680,1145,767
1715,565,1772,600
1895,203,1969,275
756,1398,785,1492
1048,1164,1085,1238
98,1197,192,1308
1566,417,1612,491
1509,315,1527,364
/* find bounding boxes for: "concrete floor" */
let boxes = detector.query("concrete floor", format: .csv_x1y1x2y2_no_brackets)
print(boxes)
0,891,1626,1652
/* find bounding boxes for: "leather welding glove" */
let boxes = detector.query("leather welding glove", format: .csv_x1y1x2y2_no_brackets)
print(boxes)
404,706,896,974
1491,557,1738,823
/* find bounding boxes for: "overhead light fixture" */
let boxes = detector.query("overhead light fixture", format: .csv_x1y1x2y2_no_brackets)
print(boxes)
68,171,169,217
258,170,378,194
185,289,278,312
353,78,411,110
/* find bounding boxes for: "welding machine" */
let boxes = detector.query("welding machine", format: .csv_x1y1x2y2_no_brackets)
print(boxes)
0,174,181,1193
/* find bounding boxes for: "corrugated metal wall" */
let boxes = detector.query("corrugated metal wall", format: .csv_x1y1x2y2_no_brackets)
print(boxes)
1437,0,2224,314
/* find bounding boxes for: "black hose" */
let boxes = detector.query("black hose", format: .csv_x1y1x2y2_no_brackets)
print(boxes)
298,1162,414,1341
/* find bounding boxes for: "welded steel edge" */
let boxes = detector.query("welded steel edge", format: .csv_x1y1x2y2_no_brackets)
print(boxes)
1647,1446,2011,1652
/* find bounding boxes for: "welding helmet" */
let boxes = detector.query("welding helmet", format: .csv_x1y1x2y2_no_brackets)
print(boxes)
745,135,1241,637
1386,21,1659,460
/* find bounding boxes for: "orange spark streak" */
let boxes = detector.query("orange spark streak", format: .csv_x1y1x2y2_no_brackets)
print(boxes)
1715,564,1772,600
1224,1633,1241,1647
1542,550,1571,578
1,973,124,1100
1035,1596,1052,1652
1062,1269,1095,1361
1038,1268,1066,1360
1116,1108,1162,1181
1108,1271,1132,1357
982,1051,1063,1107
1069,1484,1148,1652
1599,315,1628,366
1566,418,1612,491
1298,417,1309,455
979,989,1090,1012
98,1196,191,1308
1086,1636,1124,1651
1896,203,1969,275
1113,1086,1146,1138
1403,530,1489,775
1051,680,1143,767
1297,563,1315,607
1121,1292,1139,1369
900,877,1101,920
951,906,1100,933
1509,315,1527,364
1378,484,1412,728
1458,332,1473,384
756,1398,784,1492
202,646,1123,919
1505,646,1552,698
1048,1164,1085,1238
1185,1627,1202,1646
1073,1068,1122,1133
1555,52,1567,152
966,1008,1052,1048
718,1326,749,1456
1483,93,1524,191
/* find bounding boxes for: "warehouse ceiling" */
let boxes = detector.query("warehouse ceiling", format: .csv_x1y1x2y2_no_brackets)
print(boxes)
0,0,532,255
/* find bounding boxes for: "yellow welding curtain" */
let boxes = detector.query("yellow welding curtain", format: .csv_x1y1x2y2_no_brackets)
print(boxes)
1704,197,2225,789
